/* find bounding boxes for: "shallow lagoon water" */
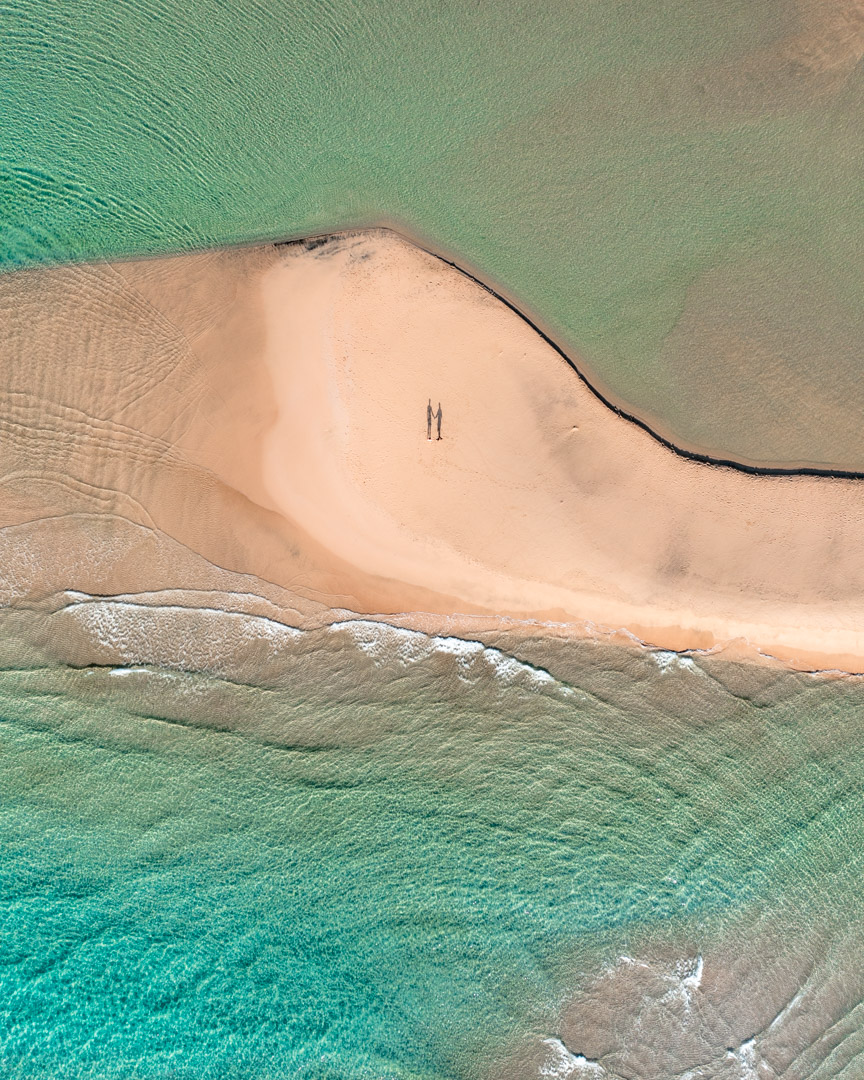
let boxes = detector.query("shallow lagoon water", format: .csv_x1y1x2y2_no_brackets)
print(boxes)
2,620,863,1078
3,0,864,466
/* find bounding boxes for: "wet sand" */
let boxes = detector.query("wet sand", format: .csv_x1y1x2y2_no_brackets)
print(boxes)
2,229,864,673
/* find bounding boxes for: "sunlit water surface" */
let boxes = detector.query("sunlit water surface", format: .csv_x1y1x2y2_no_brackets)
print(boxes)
3,0,864,465
2,619,863,1078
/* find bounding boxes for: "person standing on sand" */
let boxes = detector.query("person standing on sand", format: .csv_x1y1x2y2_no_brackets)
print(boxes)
427,399,433,441
436,402,443,441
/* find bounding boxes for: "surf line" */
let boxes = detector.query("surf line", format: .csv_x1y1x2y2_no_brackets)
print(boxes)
276,230,864,481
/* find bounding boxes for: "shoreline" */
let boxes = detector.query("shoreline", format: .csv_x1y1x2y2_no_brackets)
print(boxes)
10,586,862,685
257,232,864,674
3,228,864,675
281,230,864,480
9,218,863,479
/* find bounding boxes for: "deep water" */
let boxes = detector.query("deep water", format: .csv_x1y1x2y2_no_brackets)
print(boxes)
3,0,864,466
2,622,863,1078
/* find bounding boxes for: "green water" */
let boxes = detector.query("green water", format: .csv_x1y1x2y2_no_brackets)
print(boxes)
4,3,864,1072
2,623,864,1078
3,0,864,466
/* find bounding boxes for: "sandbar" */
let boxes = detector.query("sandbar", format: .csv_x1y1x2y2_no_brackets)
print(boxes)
1,229,863,673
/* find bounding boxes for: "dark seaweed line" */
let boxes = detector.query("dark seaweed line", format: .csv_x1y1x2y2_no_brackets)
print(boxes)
278,231,864,481
430,253,864,480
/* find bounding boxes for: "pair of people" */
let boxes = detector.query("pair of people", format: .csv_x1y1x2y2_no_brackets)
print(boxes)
427,399,443,441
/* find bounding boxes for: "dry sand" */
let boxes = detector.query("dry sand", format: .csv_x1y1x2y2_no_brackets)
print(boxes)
1,229,863,673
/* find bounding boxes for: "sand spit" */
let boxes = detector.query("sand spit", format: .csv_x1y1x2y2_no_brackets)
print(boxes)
1,229,864,672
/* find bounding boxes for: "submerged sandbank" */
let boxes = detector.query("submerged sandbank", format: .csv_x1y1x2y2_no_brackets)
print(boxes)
1,229,863,672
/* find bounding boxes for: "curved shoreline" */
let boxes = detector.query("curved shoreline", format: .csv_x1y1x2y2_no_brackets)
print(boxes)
5,227,864,674
7,221,860,478
278,229,864,480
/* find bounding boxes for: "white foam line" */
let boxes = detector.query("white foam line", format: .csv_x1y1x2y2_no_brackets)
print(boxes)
540,1038,606,1078
650,650,703,675
61,587,298,618
657,955,705,1015
334,607,731,671
767,985,808,1030
53,597,306,675
725,1037,759,1080
59,601,570,693
59,598,303,640
329,619,569,694
56,598,572,691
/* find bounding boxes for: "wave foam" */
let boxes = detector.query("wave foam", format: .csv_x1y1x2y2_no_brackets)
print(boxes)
56,597,302,673
725,1037,759,1080
662,955,704,1013
329,620,567,694
539,1038,606,1078
49,597,574,695
650,650,702,675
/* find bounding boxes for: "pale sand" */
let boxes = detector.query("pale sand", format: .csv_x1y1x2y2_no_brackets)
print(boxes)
1,229,864,673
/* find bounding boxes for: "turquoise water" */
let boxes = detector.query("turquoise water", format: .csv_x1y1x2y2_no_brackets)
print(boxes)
3,6,864,1069
3,0,864,466
2,624,864,1077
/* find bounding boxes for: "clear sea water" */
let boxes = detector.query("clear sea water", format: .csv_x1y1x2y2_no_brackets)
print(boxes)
2,0,864,466
2,616,864,1078
3,2,864,1074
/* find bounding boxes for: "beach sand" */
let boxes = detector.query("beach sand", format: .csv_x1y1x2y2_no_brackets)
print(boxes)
1,229,863,673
